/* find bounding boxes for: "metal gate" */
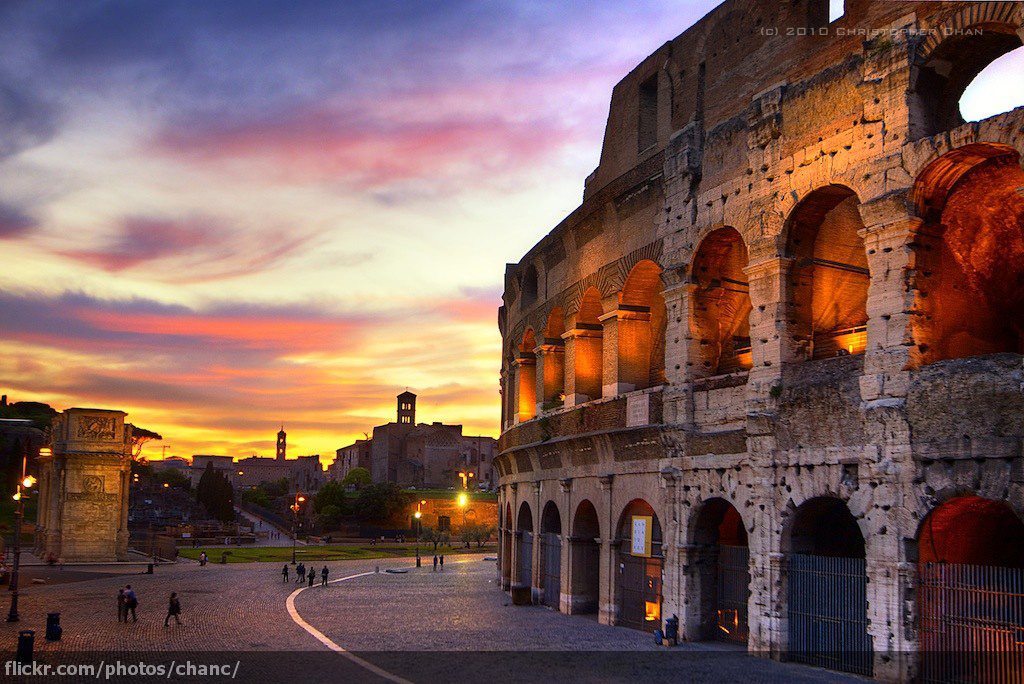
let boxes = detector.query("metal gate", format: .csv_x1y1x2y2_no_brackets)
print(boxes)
716,544,749,643
541,532,561,608
919,563,1024,684
517,531,532,587
788,553,873,676
618,553,662,632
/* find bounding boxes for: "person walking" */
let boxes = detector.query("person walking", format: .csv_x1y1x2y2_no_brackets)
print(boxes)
164,592,182,627
117,588,127,623
321,565,329,587
295,563,305,583
307,566,315,587
282,564,289,582
124,585,138,622
439,554,444,571
432,555,438,572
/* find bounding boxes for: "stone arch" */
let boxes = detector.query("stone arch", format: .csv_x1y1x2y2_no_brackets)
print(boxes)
910,5,1024,139
689,226,752,375
783,496,872,676
536,309,566,412
568,498,601,614
782,184,869,361
687,497,750,643
916,495,1024,681
917,495,1024,569
516,500,534,588
912,144,1024,362
615,498,664,632
539,500,563,608
613,260,666,391
563,288,603,405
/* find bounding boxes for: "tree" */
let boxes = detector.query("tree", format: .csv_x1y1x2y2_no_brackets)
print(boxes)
196,462,234,522
351,482,410,522
418,526,449,551
127,424,162,460
341,467,371,489
154,468,190,490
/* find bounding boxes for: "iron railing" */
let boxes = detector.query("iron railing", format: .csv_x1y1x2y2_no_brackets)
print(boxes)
788,553,873,676
919,562,1024,684
541,532,561,607
716,544,749,643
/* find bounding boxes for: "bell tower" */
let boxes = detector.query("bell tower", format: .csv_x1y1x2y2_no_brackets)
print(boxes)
276,426,286,461
397,391,416,425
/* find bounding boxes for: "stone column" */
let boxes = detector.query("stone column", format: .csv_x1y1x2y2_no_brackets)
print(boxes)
559,477,572,613
661,265,694,426
531,482,543,604
562,325,602,406
597,474,616,625
513,354,536,423
659,469,681,632
744,252,791,402
533,339,565,415
600,308,652,397
856,198,924,404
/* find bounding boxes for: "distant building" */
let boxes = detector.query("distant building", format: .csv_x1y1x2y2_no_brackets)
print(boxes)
190,428,323,493
332,392,496,489
190,454,234,487
151,455,190,473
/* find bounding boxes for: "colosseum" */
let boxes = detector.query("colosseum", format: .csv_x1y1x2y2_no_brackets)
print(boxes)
494,1,1024,681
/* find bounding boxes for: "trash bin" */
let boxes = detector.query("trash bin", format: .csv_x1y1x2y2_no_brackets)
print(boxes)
16,630,34,664
653,628,664,645
45,613,62,641
147,563,154,574
665,614,679,645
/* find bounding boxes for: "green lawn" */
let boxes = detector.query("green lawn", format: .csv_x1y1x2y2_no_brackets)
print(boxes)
403,488,497,501
178,542,496,564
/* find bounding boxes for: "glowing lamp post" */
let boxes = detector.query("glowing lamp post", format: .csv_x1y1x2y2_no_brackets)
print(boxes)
7,446,42,622
414,509,422,567
290,493,306,564
457,471,475,490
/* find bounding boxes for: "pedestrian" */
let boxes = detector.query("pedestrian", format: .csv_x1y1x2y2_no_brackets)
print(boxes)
321,566,329,587
433,555,438,571
199,551,208,566
296,563,305,583
440,554,444,570
117,588,126,623
164,592,182,627
282,564,289,583
124,585,138,622
307,566,315,587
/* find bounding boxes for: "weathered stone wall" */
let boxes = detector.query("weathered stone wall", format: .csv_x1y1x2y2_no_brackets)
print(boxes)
496,1,1024,681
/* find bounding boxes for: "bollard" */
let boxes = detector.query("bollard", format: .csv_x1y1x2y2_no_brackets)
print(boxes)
416,557,421,568
375,565,379,573
665,614,679,645
16,630,34,664
147,563,154,574
45,613,62,642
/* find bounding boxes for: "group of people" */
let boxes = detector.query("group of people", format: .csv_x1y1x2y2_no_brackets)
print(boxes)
283,563,329,587
117,586,182,627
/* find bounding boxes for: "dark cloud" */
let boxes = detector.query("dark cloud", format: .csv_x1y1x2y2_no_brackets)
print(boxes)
0,81,60,161
0,201,37,238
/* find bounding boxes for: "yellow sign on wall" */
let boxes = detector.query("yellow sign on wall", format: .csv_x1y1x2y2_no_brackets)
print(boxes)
631,515,653,557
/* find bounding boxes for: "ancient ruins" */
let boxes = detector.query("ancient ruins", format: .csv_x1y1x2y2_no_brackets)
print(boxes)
494,1,1024,680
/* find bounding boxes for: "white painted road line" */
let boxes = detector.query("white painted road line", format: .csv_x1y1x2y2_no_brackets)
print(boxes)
286,571,415,684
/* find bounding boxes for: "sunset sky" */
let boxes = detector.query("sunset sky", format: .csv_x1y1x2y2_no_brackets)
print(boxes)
1,1,1020,465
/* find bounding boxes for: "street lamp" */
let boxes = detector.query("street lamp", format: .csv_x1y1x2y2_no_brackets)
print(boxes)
290,493,306,564
414,510,422,567
457,471,475,490
7,445,42,622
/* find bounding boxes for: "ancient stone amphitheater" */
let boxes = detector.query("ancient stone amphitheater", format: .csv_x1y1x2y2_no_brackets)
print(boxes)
494,1,1024,681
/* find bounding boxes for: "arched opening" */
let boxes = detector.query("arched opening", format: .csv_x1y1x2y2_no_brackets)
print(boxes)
614,260,666,393
913,145,1024,362
569,499,601,614
690,498,749,643
786,496,872,676
959,46,1024,123
784,185,869,361
517,329,537,422
516,501,534,589
616,498,663,632
501,502,512,589
538,308,566,411
565,287,603,404
690,227,752,375
521,264,539,309
917,496,1024,682
539,501,562,608
910,22,1024,139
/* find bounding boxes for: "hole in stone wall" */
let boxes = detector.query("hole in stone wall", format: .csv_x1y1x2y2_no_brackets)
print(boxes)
959,45,1024,122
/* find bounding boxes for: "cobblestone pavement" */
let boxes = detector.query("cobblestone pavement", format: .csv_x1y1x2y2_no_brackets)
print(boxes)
0,554,867,683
